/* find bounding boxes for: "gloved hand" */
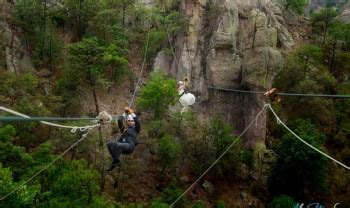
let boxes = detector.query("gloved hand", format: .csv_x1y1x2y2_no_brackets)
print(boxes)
124,107,133,115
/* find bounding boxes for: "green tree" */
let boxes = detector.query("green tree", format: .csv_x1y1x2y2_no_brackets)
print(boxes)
150,181,186,207
135,6,185,63
67,37,107,114
142,28,167,63
189,117,240,178
0,125,34,178
268,195,296,208
13,0,63,69
323,22,350,78
62,0,100,40
136,72,178,119
268,119,328,201
49,160,101,206
157,135,183,172
274,45,337,135
0,165,39,208
66,35,129,106
285,0,309,14
311,8,338,44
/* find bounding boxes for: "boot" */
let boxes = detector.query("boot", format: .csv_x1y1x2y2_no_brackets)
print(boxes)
106,160,121,171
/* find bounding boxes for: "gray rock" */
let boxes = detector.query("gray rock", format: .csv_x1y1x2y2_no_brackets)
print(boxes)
340,3,350,23
242,47,282,89
180,176,189,183
240,190,248,199
211,31,233,49
202,180,214,193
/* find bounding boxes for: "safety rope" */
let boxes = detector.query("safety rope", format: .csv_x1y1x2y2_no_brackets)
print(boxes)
162,3,185,79
0,106,112,132
129,12,152,108
267,104,350,170
0,116,99,122
208,86,350,98
0,128,94,201
169,104,268,207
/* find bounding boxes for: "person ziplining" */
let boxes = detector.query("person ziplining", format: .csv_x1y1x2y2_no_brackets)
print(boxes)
177,77,196,113
106,107,141,171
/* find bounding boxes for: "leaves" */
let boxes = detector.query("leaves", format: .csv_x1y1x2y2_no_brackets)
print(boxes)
157,135,183,171
285,0,309,14
268,119,328,201
136,72,177,119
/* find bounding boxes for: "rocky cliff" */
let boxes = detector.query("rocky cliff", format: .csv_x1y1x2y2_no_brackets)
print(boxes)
0,1,34,74
155,0,295,148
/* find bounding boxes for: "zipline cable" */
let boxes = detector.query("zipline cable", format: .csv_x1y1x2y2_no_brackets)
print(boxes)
0,106,101,132
0,129,94,201
169,104,268,207
162,3,185,79
208,86,350,98
129,12,152,108
267,104,350,170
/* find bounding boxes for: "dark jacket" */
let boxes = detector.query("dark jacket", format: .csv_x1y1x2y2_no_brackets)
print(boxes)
117,115,140,147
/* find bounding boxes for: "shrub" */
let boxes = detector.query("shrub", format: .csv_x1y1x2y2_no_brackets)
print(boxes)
268,195,296,208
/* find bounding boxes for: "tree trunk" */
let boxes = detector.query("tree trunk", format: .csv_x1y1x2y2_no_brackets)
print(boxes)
88,69,106,193
329,40,337,72
252,18,257,49
122,1,126,28
49,30,52,71
42,0,47,66
323,22,328,45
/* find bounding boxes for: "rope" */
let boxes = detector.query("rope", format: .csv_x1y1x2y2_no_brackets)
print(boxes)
208,86,350,98
162,3,185,79
0,106,101,132
0,129,94,201
129,12,152,108
267,104,350,170
0,116,99,122
169,104,268,207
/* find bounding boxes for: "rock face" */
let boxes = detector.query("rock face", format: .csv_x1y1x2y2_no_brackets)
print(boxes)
340,2,350,23
0,1,34,74
154,0,293,148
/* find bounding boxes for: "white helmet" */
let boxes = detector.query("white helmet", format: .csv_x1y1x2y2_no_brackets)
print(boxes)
126,114,134,121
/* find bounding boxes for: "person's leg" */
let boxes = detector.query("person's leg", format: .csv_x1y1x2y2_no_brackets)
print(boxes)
107,141,121,164
106,142,134,171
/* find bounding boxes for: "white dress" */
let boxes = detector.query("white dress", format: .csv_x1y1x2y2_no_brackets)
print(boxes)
178,89,195,113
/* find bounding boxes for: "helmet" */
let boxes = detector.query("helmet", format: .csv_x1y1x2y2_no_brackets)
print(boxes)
126,114,134,121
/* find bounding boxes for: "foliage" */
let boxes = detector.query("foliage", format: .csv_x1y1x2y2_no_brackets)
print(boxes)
159,181,186,207
0,165,40,208
285,0,309,14
157,134,183,172
145,119,167,139
188,117,240,178
268,119,328,201
136,72,178,119
0,125,34,179
59,34,130,114
134,6,186,62
148,181,185,207
192,200,205,208
62,0,100,40
216,200,226,208
268,195,296,208
274,45,337,135
68,37,106,86
142,28,167,62
13,0,63,69
49,159,101,206
311,8,338,44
